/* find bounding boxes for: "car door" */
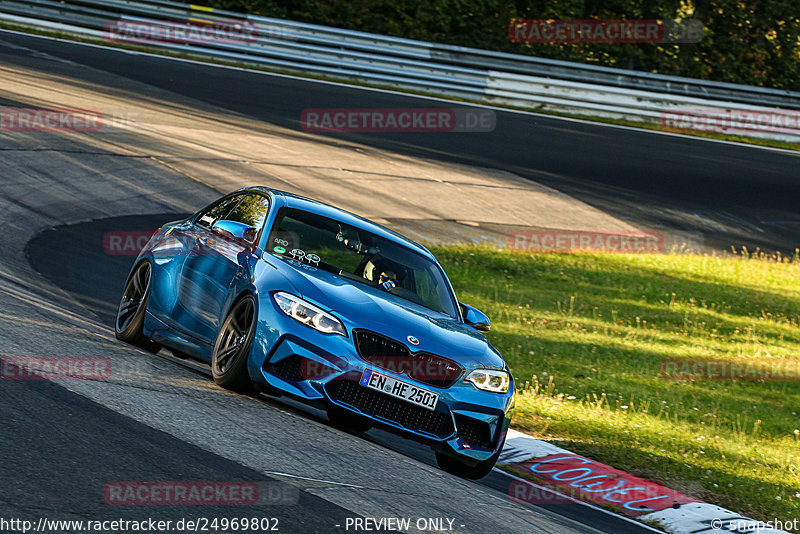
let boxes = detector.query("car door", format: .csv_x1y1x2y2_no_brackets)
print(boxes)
167,194,244,341
175,193,271,346
149,194,242,331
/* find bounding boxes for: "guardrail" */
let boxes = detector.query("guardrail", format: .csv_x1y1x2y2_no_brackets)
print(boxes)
1,0,799,142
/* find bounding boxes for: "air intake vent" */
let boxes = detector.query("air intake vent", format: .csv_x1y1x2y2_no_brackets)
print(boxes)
266,355,336,382
455,414,494,450
327,379,453,438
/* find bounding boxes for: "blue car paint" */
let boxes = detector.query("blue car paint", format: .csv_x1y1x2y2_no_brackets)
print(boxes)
131,187,514,464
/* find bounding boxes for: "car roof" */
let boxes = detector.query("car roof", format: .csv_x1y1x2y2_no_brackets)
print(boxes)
234,186,436,261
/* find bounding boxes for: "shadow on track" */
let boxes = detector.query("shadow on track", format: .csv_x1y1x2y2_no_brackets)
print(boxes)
26,214,189,328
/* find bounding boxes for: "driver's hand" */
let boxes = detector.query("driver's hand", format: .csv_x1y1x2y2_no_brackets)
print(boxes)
378,271,397,291
379,279,396,291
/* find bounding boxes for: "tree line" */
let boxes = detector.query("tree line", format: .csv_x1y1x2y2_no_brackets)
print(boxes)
206,0,799,90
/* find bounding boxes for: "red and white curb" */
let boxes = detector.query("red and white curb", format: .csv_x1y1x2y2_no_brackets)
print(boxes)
498,429,788,533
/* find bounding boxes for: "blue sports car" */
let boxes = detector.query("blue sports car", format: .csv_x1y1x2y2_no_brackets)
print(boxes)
115,187,514,478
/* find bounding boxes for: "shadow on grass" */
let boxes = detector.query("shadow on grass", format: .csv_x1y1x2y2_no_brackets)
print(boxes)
498,334,800,436
440,249,800,327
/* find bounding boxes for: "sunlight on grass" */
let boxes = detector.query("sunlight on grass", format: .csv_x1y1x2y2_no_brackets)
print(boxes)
433,246,800,522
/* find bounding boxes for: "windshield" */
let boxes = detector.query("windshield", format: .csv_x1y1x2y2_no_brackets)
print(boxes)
266,207,458,318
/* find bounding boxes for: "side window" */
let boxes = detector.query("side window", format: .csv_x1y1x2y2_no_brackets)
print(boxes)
196,195,243,228
225,194,271,231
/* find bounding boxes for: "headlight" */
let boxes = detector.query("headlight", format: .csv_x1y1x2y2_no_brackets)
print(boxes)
273,292,346,336
466,369,510,393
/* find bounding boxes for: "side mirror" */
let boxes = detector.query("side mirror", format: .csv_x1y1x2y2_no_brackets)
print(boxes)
211,220,258,245
460,302,491,332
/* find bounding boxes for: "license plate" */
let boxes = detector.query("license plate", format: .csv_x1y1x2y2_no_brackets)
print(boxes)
359,369,439,411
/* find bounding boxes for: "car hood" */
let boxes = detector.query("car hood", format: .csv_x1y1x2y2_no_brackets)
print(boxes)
263,256,505,369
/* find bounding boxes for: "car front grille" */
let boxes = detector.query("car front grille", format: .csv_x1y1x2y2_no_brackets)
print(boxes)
326,379,454,438
353,330,463,388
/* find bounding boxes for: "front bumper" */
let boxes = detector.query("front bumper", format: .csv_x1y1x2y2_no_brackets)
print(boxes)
248,303,514,463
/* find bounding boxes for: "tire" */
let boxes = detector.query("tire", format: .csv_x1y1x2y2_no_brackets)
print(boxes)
327,406,372,432
435,439,504,480
115,260,162,354
211,295,256,393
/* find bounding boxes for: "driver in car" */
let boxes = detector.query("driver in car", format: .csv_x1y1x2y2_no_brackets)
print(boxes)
378,270,397,291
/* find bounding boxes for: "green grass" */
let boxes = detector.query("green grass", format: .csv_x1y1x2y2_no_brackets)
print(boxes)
433,246,800,525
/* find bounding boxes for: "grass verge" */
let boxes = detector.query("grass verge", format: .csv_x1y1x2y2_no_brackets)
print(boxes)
433,245,800,525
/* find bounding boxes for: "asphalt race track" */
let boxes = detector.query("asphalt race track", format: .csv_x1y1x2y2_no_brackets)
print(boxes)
4,31,800,250
0,28,797,534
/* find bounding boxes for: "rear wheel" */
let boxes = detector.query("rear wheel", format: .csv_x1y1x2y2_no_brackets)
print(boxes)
211,295,256,393
115,260,162,354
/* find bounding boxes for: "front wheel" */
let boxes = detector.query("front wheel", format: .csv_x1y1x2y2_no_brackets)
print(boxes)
211,295,256,393
115,260,162,354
